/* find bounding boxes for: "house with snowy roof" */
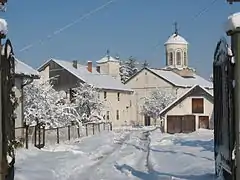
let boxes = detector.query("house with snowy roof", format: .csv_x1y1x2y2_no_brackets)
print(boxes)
37,58,134,127
124,30,213,133
14,58,40,129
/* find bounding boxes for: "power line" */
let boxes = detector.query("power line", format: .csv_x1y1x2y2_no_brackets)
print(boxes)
154,0,219,49
184,0,218,28
19,0,117,53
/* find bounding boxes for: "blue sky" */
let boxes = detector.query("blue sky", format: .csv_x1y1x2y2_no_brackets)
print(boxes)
2,0,240,78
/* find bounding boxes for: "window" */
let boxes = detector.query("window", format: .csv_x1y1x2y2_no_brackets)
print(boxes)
169,52,173,65
192,98,204,113
104,91,107,100
116,110,119,120
145,72,147,75
184,52,187,65
176,51,181,65
106,111,110,120
117,92,120,101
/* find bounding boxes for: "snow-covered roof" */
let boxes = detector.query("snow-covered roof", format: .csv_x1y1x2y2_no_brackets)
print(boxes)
125,67,213,89
164,33,188,45
149,68,213,88
96,55,119,64
15,58,40,78
39,59,133,92
160,84,213,116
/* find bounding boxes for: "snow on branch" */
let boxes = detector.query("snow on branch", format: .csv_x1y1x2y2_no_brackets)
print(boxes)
23,80,81,128
71,83,105,123
0,18,7,35
141,88,177,119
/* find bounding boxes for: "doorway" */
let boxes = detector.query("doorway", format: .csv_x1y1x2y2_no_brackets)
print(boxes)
144,115,151,126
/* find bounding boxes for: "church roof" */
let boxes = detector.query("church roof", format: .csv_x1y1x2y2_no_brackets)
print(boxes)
96,55,119,64
164,33,188,45
124,67,213,89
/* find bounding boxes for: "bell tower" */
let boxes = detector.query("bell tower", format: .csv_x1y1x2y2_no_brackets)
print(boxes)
164,22,189,68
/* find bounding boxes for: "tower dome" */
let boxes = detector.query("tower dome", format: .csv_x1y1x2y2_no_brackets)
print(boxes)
164,33,188,45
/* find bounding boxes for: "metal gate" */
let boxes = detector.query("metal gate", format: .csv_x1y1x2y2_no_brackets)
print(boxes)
213,38,235,179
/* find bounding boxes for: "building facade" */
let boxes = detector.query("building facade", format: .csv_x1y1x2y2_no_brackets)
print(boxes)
38,59,134,127
124,31,213,132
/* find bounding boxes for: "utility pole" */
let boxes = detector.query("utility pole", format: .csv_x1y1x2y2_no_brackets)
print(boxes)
226,12,240,180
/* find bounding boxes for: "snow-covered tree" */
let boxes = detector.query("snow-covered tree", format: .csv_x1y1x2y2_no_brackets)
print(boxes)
209,73,213,82
141,88,177,121
119,56,139,83
142,60,149,68
71,83,105,123
23,79,79,128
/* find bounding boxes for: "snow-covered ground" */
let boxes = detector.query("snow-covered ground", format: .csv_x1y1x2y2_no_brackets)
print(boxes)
15,128,215,180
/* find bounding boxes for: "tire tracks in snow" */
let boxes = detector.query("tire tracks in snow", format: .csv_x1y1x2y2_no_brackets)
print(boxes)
67,131,132,180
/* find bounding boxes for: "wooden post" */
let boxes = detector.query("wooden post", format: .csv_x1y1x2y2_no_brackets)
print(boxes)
110,122,112,131
34,125,37,147
68,125,70,141
25,125,29,149
77,126,80,138
38,125,40,148
98,123,100,133
56,127,59,144
92,124,95,135
85,124,88,136
42,126,45,148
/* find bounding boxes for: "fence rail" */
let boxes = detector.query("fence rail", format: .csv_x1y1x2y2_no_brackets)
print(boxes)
15,122,112,149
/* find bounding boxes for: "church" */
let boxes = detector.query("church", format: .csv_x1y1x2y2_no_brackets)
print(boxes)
96,27,213,133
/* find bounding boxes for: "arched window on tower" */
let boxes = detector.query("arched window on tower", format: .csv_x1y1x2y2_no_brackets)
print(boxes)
169,52,173,65
184,52,187,66
176,51,181,65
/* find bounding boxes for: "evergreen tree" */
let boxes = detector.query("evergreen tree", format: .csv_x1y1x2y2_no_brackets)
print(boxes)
119,56,139,83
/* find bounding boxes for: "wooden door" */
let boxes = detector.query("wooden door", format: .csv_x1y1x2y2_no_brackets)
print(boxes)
167,116,183,134
182,115,196,133
199,116,209,129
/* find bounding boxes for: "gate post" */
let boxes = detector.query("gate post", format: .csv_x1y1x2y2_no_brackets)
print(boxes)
226,12,240,180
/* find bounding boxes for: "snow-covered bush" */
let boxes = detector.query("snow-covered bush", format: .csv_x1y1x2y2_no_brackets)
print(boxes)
23,80,80,128
141,88,177,121
119,56,139,83
71,83,105,123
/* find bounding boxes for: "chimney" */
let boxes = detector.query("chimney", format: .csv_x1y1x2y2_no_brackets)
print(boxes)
96,65,100,73
72,60,78,69
87,61,92,73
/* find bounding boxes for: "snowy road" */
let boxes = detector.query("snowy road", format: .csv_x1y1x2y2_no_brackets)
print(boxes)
15,128,215,180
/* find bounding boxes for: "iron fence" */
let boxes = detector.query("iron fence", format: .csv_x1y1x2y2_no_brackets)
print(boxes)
15,122,112,149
